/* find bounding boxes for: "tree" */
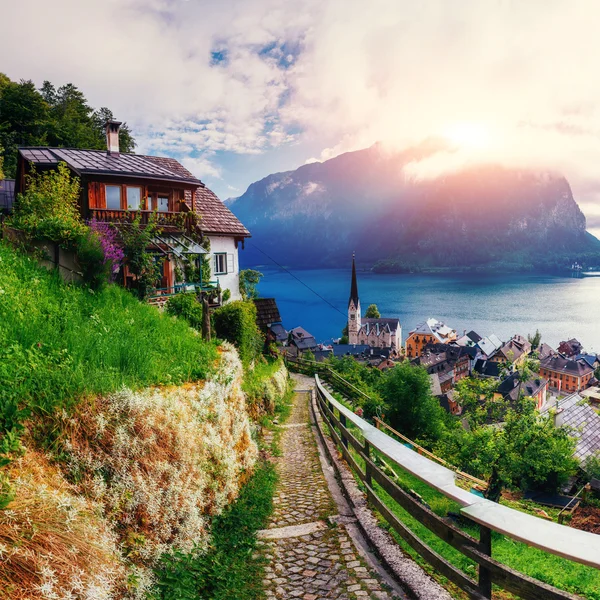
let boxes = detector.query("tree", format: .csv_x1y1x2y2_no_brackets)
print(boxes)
239,269,263,299
527,329,542,350
437,397,577,502
365,304,380,318
380,362,447,442
453,376,499,427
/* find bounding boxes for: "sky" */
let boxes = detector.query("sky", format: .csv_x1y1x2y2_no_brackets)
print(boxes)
2,0,600,235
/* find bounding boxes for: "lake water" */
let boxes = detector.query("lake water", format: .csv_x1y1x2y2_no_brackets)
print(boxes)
254,267,600,353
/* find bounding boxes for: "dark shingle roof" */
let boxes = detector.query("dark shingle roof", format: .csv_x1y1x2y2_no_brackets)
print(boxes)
289,327,318,350
473,359,501,378
552,394,600,463
268,323,288,342
20,147,202,184
497,373,547,402
541,355,594,377
467,330,482,343
253,298,282,329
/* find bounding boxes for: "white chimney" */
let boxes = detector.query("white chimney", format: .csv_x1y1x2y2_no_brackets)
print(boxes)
105,120,122,156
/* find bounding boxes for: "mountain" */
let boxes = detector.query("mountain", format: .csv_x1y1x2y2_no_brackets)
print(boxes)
229,143,600,271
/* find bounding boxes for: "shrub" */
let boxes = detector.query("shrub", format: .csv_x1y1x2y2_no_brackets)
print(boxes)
165,293,203,330
8,162,86,248
76,229,112,289
89,218,124,280
239,269,263,300
213,301,264,364
222,288,231,303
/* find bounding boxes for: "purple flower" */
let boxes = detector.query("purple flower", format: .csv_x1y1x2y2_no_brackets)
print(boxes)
89,218,124,280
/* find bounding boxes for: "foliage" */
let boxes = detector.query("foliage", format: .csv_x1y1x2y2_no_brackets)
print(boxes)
89,218,124,279
165,292,203,330
0,74,135,178
75,229,114,290
120,212,163,299
154,459,276,600
239,268,263,299
0,242,217,506
453,376,499,427
8,163,86,248
242,358,290,418
584,452,600,481
222,288,231,303
213,301,264,364
365,303,380,318
528,329,542,349
437,397,578,501
379,361,447,442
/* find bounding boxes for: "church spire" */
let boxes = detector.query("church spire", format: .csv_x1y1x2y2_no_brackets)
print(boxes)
349,252,359,308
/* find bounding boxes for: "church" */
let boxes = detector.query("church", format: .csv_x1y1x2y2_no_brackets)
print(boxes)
347,255,402,351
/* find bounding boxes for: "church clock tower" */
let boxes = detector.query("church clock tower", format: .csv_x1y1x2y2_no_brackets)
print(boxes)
348,253,361,344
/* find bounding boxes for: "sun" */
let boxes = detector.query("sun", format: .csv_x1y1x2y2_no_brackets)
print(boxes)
443,122,490,149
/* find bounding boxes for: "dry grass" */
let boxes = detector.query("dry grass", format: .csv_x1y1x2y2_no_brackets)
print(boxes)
0,451,127,600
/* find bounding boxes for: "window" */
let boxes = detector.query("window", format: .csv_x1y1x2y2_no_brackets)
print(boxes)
214,253,227,275
126,186,141,210
106,185,121,210
158,196,169,212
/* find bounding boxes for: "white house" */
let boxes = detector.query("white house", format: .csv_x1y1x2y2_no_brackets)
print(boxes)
192,186,250,301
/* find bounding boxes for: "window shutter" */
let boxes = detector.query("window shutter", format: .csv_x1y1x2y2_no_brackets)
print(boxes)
227,253,234,273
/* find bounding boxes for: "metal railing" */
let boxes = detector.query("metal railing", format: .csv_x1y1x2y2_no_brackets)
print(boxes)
314,375,600,600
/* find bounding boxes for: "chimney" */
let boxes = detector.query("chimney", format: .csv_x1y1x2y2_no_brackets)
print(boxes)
554,407,564,428
105,120,122,156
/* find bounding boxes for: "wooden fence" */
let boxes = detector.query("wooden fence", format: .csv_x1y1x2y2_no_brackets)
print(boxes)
289,357,600,600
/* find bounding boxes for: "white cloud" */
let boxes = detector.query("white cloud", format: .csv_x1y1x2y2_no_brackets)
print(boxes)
3,0,600,233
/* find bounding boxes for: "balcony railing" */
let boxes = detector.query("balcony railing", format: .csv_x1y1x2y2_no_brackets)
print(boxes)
89,209,199,235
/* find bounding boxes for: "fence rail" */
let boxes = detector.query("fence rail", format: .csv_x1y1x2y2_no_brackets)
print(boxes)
312,373,600,600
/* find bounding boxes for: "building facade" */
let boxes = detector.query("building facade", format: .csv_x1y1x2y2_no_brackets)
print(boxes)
405,319,457,358
540,355,594,393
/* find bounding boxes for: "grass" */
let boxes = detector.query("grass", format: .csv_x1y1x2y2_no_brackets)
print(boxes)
153,459,277,600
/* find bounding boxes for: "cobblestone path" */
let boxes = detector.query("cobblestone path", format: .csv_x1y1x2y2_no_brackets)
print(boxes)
259,390,397,599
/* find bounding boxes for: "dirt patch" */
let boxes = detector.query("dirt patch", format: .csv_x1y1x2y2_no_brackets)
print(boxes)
569,506,600,534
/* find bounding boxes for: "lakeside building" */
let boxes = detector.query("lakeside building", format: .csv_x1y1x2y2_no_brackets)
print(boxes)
539,355,595,393
494,372,548,410
14,121,250,300
347,256,401,352
489,334,532,366
405,318,457,358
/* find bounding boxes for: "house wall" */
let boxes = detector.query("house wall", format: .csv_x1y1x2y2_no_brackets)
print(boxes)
405,333,436,358
540,368,593,393
208,235,241,301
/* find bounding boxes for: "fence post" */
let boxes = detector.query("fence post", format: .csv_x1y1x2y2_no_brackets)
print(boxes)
364,440,372,487
339,412,349,449
478,525,492,598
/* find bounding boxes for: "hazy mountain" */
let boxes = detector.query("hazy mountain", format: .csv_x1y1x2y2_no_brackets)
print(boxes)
229,143,600,271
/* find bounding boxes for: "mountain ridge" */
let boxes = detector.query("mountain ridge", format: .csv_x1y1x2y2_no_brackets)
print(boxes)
229,144,600,272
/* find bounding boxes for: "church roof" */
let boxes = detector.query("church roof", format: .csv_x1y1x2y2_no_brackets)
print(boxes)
349,255,359,308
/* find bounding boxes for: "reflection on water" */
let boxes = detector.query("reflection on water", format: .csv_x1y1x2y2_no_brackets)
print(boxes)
254,267,600,352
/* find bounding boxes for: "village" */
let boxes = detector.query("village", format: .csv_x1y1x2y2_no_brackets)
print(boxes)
254,255,600,481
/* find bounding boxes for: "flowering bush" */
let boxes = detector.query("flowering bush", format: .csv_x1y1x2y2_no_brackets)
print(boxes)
57,343,257,592
0,452,127,600
89,218,124,279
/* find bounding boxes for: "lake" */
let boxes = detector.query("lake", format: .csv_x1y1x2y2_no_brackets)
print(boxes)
254,267,600,353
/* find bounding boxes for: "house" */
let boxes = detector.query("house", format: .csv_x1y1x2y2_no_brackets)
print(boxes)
405,318,457,358
489,334,532,366
495,373,548,410
542,393,600,464
253,298,287,343
473,359,501,378
575,354,600,371
347,255,401,351
539,355,595,393
477,334,503,359
455,330,482,348
419,343,472,383
0,178,15,213
557,338,583,358
538,343,556,360
288,327,318,352
15,121,250,298
376,358,397,372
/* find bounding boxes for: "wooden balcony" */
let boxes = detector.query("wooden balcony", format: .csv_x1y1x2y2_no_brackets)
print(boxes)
89,209,200,236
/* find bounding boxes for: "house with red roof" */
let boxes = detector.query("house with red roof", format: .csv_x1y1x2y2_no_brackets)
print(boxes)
14,121,250,300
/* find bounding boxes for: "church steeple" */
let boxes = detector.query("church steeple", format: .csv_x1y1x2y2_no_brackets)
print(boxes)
349,252,359,308
347,252,361,344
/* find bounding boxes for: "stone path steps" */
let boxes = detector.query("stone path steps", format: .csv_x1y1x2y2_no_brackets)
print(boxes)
259,389,398,599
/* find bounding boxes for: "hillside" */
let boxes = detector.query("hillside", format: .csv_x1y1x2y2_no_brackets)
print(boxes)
0,242,270,599
229,144,600,271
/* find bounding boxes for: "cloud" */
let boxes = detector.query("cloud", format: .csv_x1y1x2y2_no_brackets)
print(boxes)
3,0,600,228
